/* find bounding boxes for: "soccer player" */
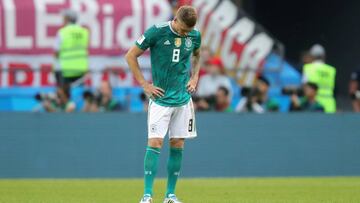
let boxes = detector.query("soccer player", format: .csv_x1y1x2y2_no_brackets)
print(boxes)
125,5,201,203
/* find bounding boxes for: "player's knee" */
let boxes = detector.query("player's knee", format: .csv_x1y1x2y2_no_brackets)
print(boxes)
148,138,163,148
169,138,185,148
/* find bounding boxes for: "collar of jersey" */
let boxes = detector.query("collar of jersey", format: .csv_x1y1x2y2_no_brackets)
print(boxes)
168,21,182,37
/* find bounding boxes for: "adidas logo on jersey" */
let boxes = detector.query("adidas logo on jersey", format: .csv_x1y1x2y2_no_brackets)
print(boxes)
164,40,171,45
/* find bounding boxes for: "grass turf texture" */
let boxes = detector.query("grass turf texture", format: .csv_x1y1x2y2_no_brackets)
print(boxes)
0,177,359,203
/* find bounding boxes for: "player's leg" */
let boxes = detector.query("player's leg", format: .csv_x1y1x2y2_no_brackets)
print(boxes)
141,101,171,203
166,138,185,197
143,138,163,197
164,100,196,202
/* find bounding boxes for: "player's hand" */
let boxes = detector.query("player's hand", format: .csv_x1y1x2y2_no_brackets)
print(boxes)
187,77,198,94
143,83,165,98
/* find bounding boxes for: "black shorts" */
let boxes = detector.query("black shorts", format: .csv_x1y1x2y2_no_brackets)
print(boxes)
55,71,85,87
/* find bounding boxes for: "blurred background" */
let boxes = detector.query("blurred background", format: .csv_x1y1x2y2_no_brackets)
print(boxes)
242,0,360,106
0,0,360,184
1,0,359,114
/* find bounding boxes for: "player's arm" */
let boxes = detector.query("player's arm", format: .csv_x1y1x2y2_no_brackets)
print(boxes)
125,46,164,98
187,48,201,93
191,48,201,79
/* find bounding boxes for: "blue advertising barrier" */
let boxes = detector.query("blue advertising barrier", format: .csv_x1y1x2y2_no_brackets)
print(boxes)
0,113,359,178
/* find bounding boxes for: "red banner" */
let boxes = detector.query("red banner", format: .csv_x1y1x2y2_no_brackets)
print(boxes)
0,0,171,55
0,0,276,87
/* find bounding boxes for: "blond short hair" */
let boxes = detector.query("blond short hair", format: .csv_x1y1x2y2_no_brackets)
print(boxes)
176,6,197,28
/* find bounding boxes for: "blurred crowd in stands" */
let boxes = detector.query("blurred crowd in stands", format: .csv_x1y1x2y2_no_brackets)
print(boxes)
38,42,360,114
35,2,360,114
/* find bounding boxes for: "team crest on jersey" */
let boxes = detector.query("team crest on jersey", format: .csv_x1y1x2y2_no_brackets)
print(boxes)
185,37,192,48
175,38,182,47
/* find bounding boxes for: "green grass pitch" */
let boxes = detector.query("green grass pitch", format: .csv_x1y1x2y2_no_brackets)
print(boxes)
0,177,359,203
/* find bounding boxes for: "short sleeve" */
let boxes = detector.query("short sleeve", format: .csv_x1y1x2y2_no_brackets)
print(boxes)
136,26,158,50
193,31,201,51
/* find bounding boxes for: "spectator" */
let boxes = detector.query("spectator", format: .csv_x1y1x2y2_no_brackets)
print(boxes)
290,82,324,112
196,57,232,97
54,9,89,87
302,44,336,113
82,90,98,112
83,81,123,112
215,86,233,112
199,46,213,78
194,57,231,111
42,85,76,113
98,81,123,112
349,70,360,112
235,76,279,113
